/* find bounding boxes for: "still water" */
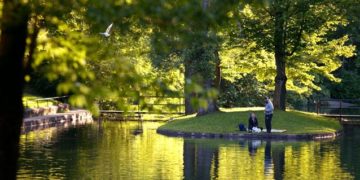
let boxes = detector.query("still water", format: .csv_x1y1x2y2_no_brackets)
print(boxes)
17,121,360,180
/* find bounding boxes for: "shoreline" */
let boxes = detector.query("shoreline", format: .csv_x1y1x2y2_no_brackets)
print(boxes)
22,110,93,133
156,108,343,141
157,129,343,140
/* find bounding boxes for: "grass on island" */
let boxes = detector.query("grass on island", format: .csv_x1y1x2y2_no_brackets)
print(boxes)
158,107,342,134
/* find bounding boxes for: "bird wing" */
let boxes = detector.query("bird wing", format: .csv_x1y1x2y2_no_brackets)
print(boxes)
105,23,113,34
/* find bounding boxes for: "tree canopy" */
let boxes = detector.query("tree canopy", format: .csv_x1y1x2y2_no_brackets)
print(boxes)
220,0,355,109
0,0,360,177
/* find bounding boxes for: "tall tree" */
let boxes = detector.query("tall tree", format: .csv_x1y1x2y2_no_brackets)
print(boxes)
0,0,181,177
0,0,29,178
272,0,287,110
143,0,237,115
235,0,355,110
326,0,360,99
196,0,220,116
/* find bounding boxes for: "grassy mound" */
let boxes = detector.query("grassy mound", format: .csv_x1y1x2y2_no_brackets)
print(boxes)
158,107,342,134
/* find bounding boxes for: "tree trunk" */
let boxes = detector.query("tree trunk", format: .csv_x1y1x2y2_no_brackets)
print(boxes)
197,79,219,116
184,61,196,115
214,49,221,91
185,94,196,115
273,2,287,111
196,0,219,116
25,16,41,76
196,48,220,116
0,1,29,179
274,59,287,111
202,0,209,10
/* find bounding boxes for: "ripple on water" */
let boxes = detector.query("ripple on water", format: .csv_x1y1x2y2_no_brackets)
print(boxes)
17,122,360,180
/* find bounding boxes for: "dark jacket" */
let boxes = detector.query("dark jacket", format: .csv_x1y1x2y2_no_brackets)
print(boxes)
248,117,258,130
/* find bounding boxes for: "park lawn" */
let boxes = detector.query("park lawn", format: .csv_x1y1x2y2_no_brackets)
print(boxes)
158,107,342,134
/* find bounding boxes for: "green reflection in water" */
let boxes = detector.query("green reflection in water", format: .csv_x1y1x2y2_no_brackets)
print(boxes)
18,121,359,180
18,121,184,179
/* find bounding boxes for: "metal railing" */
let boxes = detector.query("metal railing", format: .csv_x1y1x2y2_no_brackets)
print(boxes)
315,99,360,120
99,96,185,115
99,96,185,121
23,96,69,108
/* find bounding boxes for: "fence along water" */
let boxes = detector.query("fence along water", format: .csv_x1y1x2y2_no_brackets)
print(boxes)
315,99,360,124
99,96,185,121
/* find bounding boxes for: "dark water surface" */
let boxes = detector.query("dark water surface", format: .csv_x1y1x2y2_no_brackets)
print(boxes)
17,121,360,180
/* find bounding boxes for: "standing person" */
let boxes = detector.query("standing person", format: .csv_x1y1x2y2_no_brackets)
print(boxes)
265,97,274,133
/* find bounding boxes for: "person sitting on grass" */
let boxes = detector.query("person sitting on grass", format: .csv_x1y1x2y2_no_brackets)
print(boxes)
248,112,259,132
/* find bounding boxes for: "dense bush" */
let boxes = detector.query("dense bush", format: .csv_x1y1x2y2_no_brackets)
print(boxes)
24,74,60,97
218,75,267,107
329,58,360,99
24,63,60,97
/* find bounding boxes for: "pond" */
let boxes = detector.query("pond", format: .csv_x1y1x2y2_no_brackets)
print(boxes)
17,121,360,179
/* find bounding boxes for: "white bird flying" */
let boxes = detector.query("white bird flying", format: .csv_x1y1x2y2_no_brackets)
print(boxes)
100,23,113,37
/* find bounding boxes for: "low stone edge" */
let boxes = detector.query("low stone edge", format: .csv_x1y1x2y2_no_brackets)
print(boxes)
22,110,93,133
156,129,343,141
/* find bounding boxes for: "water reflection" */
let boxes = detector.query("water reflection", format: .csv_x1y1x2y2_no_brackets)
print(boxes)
272,141,285,180
264,141,273,178
182,139,286,180
18,121,359,180
339,126,360,179
18,121,184,179
183,141,219,179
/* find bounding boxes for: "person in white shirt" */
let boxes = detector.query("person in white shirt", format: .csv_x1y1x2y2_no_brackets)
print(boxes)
264,97,274,133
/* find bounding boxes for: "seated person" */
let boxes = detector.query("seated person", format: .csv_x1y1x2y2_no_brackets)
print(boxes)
248,112,259,132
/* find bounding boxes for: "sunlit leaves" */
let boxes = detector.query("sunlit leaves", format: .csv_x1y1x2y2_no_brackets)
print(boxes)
288,34,355,94
20,0,357,113
220,41,275,85
223,0,355,97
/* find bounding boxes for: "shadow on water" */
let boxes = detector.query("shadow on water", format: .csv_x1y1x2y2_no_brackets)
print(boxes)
17,121,360,180
183,140,219,180
182,126,360,180
339,125,360,179
183,139,286,180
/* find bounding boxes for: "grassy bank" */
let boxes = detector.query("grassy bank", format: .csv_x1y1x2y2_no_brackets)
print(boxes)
158,107,342,134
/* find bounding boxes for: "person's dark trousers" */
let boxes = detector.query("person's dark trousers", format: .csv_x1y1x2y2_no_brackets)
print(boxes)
265,114,273,133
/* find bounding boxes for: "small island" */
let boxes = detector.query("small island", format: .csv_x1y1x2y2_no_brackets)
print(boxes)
157,107,343,140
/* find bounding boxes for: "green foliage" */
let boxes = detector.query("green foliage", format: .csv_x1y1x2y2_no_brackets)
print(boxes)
24,0,247,114
218,75,267,107
286,35,354,95
25,1,188,114
6,0,360,114
329,58,360,99
220,40,275,88
286,91,309,109
324,0,360,99
223,1,355,96
25,64,60,97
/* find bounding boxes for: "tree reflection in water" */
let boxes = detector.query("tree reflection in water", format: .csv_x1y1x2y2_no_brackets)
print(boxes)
183,139,287,180
183,141,219,179
17,122,358,179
